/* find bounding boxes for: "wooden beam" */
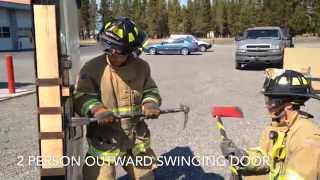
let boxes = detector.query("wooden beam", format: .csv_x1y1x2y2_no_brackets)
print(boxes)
33,5,64,172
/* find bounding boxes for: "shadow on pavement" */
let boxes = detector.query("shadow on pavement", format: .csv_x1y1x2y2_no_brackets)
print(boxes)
0,82,34,89
238,64,282,71
119,146,224,180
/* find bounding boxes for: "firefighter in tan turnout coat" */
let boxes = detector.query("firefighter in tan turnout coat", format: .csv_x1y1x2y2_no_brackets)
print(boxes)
220,69,320,180
74,17,161,180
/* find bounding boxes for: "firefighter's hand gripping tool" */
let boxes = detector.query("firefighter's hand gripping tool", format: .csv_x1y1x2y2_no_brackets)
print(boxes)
70,104,190,128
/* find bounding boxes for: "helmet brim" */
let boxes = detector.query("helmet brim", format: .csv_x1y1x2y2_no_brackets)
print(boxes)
262,91,320,100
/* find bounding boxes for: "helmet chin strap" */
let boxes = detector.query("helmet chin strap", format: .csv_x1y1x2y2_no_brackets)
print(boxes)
106,53,129,69
271,106,287,122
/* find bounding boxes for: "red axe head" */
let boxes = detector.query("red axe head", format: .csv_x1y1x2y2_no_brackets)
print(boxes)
211,106,243,118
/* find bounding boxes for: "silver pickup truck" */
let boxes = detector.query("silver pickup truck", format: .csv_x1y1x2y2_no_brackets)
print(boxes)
235,26,293,69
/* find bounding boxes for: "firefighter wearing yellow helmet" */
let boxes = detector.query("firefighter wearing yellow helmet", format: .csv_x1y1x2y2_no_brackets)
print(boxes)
220,69,320,180
74,17,160,180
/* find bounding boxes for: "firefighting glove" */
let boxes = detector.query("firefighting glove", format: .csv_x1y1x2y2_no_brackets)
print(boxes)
220,139,248,164
94,108,115,126
142,102,160,119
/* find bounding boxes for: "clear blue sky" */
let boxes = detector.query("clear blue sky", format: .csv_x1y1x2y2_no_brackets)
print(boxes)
180,0,187,6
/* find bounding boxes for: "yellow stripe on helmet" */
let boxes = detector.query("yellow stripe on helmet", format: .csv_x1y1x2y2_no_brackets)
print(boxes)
302,77,308,85
128,32,135,42
111,27,123,38
134,27,138,34
142,39,149,48
104,22,112,30
292,77,301,85
292,77,309,86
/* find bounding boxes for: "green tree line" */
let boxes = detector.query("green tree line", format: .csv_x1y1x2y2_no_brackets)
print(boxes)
79,0,320,39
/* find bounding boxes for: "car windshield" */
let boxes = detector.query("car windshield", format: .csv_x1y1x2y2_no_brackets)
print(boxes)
245,29,280,39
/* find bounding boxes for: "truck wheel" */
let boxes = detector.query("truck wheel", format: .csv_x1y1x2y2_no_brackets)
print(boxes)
199,45,207,52
181,48,189,55
235,62,242,70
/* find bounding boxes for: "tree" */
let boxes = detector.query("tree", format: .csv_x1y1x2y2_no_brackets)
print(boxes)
131,0,148,32
140,0,148,30
228,0,242,36
146,0,159,37
238,0,259,33
182,0,193,33
289,2,310,35
132,0,141,22
157,0,169,37
121,0,132,18
212,0,224,37
168,0,181,34
89,0,97,35
200,0,212,36
191,0,202,35
79,0,90,39
85,0,320,39
99,0,112,24
315,0,320,35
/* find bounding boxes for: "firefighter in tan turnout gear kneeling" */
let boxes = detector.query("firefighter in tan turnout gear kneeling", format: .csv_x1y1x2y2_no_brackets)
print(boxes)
220,69,320,180
74,17,161,180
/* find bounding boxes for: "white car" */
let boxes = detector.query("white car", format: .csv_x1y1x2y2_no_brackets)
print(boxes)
168,34,212,52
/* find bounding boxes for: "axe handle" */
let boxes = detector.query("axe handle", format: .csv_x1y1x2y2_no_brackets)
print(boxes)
216,116,228,140
70,114,144,127
215,116,242,180
160,108,188,129
160,108,185,114
70,108,186,127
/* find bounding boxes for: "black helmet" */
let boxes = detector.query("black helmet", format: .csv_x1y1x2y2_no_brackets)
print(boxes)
97,17,147,55
262,69,320,105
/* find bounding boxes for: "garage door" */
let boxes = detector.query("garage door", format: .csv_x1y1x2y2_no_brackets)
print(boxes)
0,8,12,50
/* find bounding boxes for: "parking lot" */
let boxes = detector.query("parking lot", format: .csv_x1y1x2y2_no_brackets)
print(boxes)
0,40,320,180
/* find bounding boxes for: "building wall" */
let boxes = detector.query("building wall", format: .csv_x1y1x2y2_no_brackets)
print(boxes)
0,3,32,51
16,10,32,50
0,7,12,50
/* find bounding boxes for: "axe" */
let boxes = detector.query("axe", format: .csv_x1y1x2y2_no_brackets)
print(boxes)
211,106,244,180
70,104,190,128
211,106,243,140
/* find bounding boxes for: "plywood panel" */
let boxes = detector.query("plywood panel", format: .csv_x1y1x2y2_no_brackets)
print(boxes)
34,5,64,171
38,86,61,107
40,114,62,132
41,140,64,168
284,48,320,91
34,5,59,79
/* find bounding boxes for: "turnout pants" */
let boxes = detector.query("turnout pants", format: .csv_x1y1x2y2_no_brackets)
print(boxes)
83,148,156,180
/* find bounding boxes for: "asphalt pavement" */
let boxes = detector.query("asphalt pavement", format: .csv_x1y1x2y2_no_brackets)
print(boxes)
0,41,320,180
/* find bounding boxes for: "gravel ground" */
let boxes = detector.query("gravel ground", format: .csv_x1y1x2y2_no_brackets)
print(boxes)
0,41,320,180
